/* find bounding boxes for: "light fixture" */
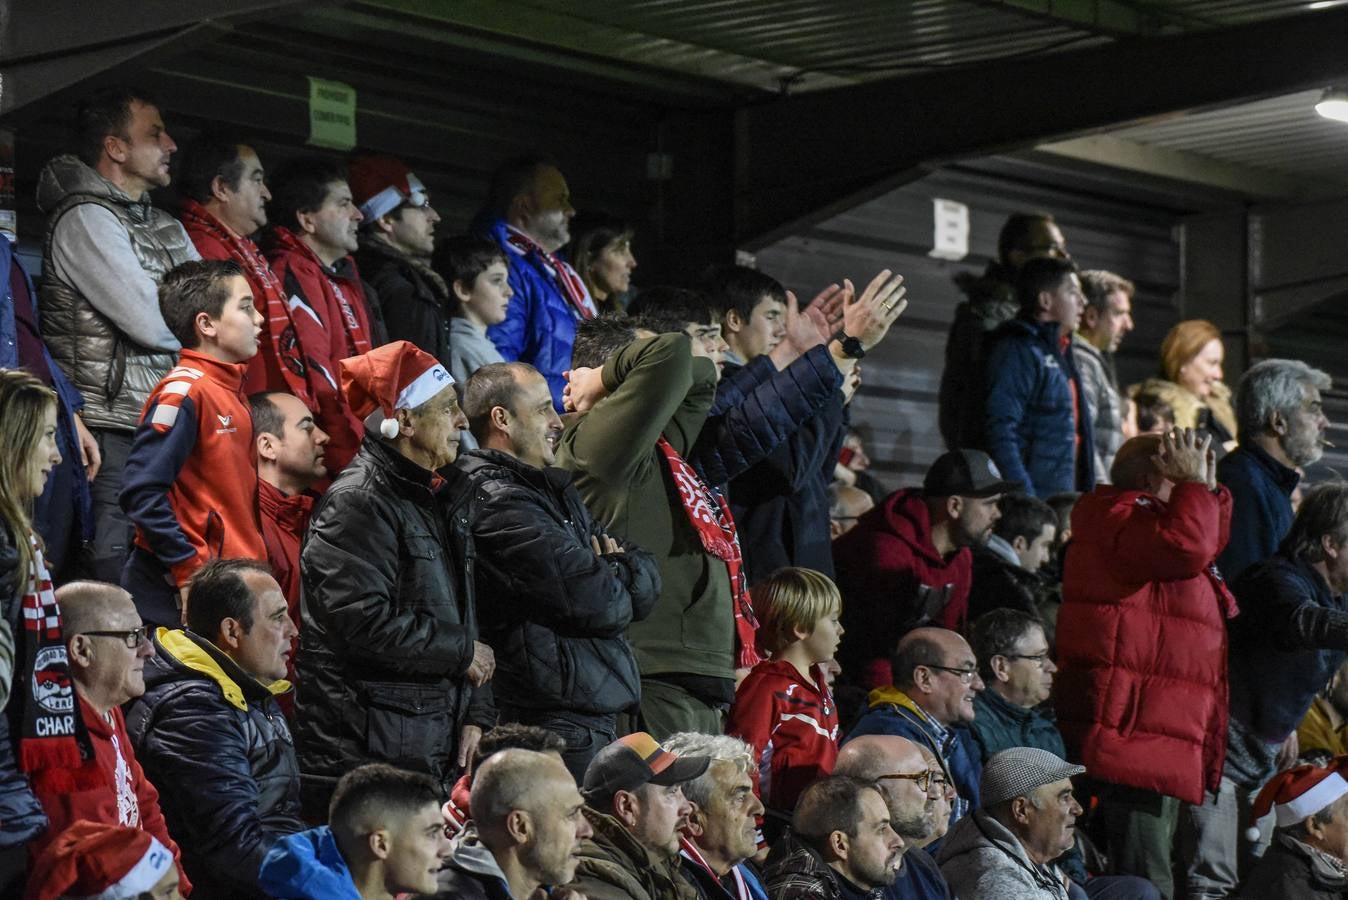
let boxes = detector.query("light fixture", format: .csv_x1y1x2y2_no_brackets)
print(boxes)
1315,88,1348,123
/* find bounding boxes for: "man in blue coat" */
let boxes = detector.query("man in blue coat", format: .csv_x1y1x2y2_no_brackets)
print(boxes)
982,256,1095,498
474,156,596,411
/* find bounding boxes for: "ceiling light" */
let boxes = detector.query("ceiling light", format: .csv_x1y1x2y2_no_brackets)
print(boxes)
1315,88,1348,123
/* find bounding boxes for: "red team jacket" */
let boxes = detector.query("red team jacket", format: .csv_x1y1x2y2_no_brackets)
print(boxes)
727,658,840,813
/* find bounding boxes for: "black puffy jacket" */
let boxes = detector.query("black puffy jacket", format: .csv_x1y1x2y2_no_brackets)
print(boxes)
298,437,492,789
124,628,303,898
458,449,660,716
355,239,452,367
0,523,47,849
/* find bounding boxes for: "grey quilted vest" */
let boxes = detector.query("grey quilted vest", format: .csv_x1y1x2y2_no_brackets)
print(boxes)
37,155,194,431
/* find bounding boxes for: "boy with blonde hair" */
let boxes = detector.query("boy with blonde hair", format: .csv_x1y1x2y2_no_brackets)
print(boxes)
727,567,843,824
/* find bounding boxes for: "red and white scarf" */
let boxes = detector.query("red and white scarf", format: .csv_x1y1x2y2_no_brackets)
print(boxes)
680,837,756,900
504,225,596,320
656,438,762,669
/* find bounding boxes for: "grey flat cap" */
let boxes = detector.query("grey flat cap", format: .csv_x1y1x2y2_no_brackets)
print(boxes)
980,747,1086,807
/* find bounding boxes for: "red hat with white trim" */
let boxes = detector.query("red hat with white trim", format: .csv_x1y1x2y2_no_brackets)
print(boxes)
29,820,175,900
339,340,455,439
1248,756,1348,840
348,155,429,222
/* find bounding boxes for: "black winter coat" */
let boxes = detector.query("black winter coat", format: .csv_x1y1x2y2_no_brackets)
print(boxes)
1235,832,1348,899
124,628,303,898
458,449,660,716
355,239,452,366
297,437,493,788
723,356,846,584
0,523,47,849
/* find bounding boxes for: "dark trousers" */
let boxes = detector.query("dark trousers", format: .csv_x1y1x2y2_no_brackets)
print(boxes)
499,706,617,783
88,429,134,584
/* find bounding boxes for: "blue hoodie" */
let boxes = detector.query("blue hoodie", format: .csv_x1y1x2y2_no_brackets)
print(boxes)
257,827,361,900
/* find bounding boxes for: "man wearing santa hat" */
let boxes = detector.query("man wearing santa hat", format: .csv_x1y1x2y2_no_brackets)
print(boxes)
298,340,496,821
1236,757,1348,898
28,820,182,900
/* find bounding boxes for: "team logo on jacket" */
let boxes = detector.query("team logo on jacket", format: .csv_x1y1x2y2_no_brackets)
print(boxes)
216,414,237,435
32,647,74,714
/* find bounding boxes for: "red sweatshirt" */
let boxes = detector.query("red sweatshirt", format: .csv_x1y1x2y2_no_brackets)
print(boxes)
122,349,267,588
31,695,191,894
727,658,839,813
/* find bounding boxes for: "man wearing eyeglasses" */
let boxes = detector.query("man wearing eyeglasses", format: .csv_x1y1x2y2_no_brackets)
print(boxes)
845,627,985,843
27,580,190,892
836,734,954,899
350,156,454,369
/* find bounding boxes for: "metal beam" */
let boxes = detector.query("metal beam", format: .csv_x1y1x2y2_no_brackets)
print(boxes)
969,0,1211,37
736,5,1348,248
1036,134,1314,199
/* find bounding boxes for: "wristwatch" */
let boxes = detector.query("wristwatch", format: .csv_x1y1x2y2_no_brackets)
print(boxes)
831,330,866,360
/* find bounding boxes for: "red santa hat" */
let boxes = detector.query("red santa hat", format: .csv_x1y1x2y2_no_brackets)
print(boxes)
1248,756,1348,840
347,155,429,222
339,340,454,440
29,820,175,900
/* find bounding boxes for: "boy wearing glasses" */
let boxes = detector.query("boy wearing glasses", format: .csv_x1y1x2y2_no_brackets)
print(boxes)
728,567,843,831
28,580,189,891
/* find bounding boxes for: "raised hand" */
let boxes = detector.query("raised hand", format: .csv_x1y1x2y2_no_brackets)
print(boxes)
1154,428,1210,484
843,270,908,350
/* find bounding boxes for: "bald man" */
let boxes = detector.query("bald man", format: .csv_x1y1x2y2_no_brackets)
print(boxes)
836,734,953,899
434,748,593,898
845,627,985,835
830,482,876,539
30,582,189,888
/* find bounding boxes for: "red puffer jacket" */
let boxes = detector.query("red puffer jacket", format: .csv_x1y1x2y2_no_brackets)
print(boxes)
1056,481,1237,804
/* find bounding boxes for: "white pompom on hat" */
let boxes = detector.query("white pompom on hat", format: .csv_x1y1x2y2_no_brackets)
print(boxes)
338,340,455,440
1247,755,1348,841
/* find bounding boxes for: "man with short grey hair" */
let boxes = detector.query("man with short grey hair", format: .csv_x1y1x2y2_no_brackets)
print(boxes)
1218,358,1331,583
662,732,768,899
937,747,1085,899
1074,270,1135,479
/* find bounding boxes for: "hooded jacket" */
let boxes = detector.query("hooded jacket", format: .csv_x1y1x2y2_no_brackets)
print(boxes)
432,840,517,899
982,317,1095,498
264,226,378,476
298,437,493,787
458,448,660,716
37,154,197,431
833,489,973,685
845,687,981,834
936,810,1071,900
569,806,700,900
257,826,362,900
939,260,1019,451
124,627,302,898
1056,481,1235,804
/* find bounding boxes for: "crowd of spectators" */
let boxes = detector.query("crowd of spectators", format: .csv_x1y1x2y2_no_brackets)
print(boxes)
2,85,1347,900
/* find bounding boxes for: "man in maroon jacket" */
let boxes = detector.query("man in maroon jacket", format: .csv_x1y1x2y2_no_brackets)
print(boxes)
835,449,1014,688
1056,429,1233,899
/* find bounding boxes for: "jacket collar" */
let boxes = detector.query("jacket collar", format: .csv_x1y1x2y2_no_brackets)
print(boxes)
175,347,247,393
459,447,575,494
268,225,357,279
362,436,473,507
866,685,944,735
154,627,290,711
983,533,1021,567
257,479,315,532
976,684,1036,725
876,489,957,566
446,840,516,896
1237,441,1302,496
581,807,665,871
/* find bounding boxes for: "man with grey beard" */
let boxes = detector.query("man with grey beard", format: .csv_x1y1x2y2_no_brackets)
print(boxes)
835,735,953,899
1218,359,1331,583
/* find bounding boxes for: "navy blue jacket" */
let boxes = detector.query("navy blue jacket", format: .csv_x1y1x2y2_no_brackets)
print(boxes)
723,352,846,583
1216,443,1299,584
1229,552,1348,744
982,318,1094,498
888,847,953,899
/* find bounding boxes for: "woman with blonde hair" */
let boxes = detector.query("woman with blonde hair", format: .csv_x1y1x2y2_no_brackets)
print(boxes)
1133,319,1237,451
0,369,89,890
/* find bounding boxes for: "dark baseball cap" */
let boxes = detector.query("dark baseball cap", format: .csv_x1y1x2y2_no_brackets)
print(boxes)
923,449,1021,498
581,733,710,806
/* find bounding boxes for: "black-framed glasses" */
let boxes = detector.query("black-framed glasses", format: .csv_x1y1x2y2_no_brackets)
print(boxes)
925,665,979,684
877,770,940,793
80,627,148,649
1004,652,1053,668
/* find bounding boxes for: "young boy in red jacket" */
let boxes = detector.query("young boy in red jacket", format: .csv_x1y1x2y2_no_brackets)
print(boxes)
120,259,268,628
727,567,843,831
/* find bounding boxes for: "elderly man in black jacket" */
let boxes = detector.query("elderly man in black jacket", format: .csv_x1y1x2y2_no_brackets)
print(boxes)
459,361,661,779
298,341,495,819
126,558,303,898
